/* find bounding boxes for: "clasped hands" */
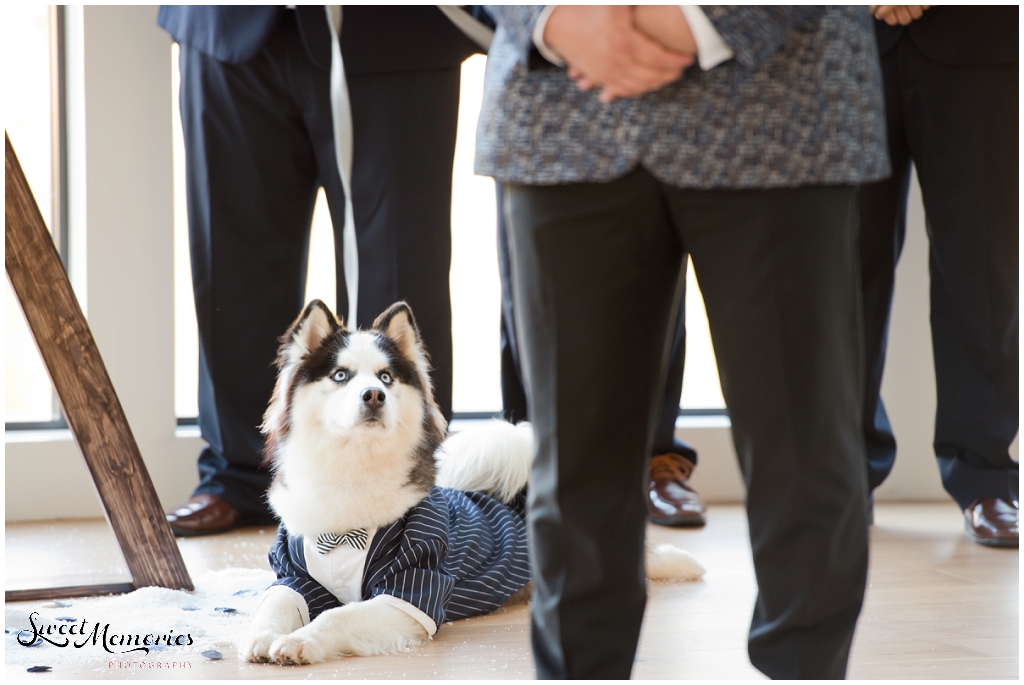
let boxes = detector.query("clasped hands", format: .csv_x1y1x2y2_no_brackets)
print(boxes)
545,6,933,103
543,6,697,103
870,5,930,26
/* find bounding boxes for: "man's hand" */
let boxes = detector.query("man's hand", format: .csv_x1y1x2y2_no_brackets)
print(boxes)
633,6,696,56
544,6,693,103
870,5,930,26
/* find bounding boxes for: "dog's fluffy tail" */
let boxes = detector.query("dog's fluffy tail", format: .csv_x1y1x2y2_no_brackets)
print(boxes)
645,543,706,581
435,420,533,504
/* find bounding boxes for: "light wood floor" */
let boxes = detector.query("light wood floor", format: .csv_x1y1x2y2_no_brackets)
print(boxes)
6,502,1018,679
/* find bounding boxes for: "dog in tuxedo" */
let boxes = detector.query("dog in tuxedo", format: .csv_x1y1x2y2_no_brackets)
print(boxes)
241,300,705,665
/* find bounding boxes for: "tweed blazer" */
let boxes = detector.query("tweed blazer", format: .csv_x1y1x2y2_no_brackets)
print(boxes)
474,6,891,189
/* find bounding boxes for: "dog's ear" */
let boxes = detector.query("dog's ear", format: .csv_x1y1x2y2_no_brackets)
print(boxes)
281,299,340,368
373,301,425,365
262,300,340,450
373,301,446,437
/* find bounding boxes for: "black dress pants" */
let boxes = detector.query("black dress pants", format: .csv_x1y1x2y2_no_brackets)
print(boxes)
178,13,459,519
497,183,697,461
859,36,1019,508
506,169,869,679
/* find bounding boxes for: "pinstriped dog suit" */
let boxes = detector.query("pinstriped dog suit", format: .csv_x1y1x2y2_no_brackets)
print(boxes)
268,487,529,635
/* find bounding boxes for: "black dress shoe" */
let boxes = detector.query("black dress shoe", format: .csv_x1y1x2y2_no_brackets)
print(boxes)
964,498,1018,548
165,494,243,537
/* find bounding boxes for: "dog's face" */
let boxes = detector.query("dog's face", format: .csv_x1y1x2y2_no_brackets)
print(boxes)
263,300,445,473
319,332,405,431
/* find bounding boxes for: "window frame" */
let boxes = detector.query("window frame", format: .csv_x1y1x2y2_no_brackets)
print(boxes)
5,5,71,432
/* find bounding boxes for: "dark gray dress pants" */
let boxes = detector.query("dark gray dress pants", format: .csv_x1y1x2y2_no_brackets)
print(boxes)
497,183,698,461
506,168,869,679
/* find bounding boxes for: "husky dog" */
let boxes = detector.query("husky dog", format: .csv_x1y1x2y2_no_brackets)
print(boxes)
241,300,704,665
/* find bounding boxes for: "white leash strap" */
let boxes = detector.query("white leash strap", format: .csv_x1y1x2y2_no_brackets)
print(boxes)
325,5,359,327
436,6,494,50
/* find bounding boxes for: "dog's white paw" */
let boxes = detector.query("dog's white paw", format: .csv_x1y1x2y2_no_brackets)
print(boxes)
239,631,281,663
269,631,330,665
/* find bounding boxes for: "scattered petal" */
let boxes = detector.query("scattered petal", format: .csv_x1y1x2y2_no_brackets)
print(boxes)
27,666,52,673
232,589,257,598
23,637,43,647
213,607,236,614
181,606,200,612
55,617,76,622
201,649,223,660
41,600,71,608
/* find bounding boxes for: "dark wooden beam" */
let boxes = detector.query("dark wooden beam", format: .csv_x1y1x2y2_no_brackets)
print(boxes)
6,583,136,603
5,132,193,594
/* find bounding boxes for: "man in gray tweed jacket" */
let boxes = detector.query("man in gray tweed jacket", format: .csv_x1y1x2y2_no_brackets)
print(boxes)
475,6,889,680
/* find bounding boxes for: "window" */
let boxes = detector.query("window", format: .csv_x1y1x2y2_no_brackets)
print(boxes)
4,5,67,428
172,53,724,421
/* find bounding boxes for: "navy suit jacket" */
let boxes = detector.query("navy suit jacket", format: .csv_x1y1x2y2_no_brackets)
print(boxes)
874,5,1018,65
158,5,484,74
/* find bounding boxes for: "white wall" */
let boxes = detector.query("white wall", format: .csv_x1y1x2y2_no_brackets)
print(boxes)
6,7,1010,520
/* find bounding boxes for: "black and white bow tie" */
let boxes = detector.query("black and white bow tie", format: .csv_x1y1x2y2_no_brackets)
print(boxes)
315,529,368,555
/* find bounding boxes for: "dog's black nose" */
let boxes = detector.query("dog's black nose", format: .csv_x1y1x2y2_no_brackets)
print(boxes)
362,388,386,407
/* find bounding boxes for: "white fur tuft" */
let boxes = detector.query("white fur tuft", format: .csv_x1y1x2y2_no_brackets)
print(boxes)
435,421,533,503
645,543,706,581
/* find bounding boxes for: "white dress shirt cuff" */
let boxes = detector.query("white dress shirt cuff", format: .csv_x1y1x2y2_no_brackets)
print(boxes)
258,585,311,627
532,5,567,67
680,6,734,70
372,594,438,636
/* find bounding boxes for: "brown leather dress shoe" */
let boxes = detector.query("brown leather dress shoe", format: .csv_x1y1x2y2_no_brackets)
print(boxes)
165,494,242,537
964,498,1019,548
647,453,707,527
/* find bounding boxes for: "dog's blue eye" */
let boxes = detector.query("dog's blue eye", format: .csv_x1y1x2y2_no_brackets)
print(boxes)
380,372,393,386
332,370,348,383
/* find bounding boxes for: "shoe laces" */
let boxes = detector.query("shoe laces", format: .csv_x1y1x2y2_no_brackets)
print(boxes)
650,453,695,483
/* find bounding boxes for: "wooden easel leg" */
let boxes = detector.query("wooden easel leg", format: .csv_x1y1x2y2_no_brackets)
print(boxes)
5,132,193,600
